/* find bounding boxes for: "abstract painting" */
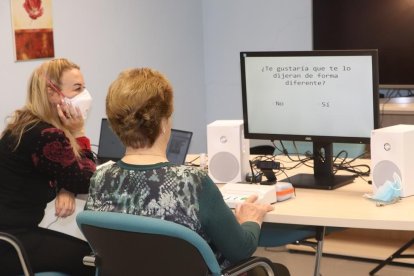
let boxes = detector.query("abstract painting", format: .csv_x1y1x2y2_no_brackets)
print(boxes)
11,0,55,61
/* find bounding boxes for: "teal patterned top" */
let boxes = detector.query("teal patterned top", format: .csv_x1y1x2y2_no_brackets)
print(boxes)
85,160,261,266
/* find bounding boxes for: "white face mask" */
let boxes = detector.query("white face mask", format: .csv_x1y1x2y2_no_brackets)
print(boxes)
64,89,93,120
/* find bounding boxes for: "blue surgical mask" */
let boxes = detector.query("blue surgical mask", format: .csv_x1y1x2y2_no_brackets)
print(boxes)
367,173,401,204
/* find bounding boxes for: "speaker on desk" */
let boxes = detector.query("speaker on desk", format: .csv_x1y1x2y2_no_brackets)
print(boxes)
207,120,250,183
371,124,414,197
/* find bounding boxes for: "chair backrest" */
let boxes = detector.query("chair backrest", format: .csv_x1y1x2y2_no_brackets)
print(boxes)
76,211,222,276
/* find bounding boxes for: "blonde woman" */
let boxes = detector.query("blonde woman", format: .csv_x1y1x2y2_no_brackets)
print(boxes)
0,58,95,275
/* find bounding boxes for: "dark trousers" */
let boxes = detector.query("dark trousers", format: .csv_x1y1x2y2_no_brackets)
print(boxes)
0,227,94,276
247,262,290,276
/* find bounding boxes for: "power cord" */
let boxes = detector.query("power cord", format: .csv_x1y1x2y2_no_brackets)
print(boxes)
46,217,59,229
271,139,371,183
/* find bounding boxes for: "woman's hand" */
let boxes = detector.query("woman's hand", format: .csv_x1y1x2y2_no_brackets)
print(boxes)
55,188,76,218
57,102,85,137
235,194,274,226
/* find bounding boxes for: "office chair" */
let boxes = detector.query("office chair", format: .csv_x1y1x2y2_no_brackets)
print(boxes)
0,231,69,276
76,210,281,276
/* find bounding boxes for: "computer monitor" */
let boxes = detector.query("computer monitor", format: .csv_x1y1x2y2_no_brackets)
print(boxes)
240,50,379,190
313,0,414,89
97,118,192,165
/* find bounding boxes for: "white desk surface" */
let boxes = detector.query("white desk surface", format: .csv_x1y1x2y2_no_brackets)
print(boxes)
380,97,414,115
197,153,414,232
40,155,414,241
260,158,414,231
39,195,87,241
265,179,414,230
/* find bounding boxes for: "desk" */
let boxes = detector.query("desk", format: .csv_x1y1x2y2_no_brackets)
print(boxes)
210,154,414,274
265,177,414,230
40,155,414,274
380,97,414,127
39,195,87,241
189,153,414,270
253,156,414,230
189,153,414,230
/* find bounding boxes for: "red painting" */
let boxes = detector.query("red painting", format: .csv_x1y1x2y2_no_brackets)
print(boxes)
11,0,55,61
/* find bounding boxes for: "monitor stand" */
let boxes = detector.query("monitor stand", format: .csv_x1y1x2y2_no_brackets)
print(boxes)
280,142,356,190
281,173,355,190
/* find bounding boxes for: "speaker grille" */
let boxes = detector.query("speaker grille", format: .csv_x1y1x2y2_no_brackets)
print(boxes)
209,152,240,183
373,160,402,189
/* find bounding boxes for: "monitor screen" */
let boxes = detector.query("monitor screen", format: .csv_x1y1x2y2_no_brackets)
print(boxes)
240,50,379,189
313,0,414,88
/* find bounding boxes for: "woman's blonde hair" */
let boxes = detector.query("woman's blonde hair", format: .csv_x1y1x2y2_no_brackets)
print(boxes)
106,68,174,148
1,58,83,157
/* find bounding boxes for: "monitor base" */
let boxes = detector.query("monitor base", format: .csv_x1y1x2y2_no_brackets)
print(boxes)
280,173,355,190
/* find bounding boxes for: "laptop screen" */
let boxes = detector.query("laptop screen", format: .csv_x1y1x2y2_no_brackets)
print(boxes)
97,119,125,163
97,118,192,165
166,129,193,165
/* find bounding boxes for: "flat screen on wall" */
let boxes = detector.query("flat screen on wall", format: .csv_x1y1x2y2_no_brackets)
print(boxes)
313,0,414,88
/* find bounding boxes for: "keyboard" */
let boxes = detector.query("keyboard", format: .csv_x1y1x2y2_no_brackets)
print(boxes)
220,183,277,208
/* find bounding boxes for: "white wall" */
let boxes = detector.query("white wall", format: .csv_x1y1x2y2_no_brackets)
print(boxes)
202,0,312,147
0,0,207,153
0,0,312,153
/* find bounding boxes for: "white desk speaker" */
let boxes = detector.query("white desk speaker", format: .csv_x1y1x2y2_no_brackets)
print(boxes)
207,120,250,183
371,124,414,197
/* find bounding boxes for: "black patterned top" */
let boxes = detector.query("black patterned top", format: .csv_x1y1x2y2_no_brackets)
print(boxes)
85,161,261,266
0,122,96,229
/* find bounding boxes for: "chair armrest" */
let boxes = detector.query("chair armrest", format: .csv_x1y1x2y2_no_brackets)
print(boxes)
222,256,275,276
0,232,33,276
83,255,97,267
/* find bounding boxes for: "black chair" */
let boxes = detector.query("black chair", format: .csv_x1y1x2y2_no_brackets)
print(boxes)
76,210,283,276
0,231,69,276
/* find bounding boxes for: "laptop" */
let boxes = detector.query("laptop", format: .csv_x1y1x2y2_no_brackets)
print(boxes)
166,129,193,165
96,119,125,163
97,118,192,165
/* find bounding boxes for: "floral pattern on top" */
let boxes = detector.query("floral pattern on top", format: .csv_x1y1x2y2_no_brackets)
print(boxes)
85,162,205,234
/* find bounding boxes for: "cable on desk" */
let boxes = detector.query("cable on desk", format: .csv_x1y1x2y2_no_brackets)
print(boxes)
185,155,201,167
46,217,59,229
272,140,372,184
332,150,371,179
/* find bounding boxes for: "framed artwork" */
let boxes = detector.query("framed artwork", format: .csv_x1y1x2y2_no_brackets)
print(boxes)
11,0,55,61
